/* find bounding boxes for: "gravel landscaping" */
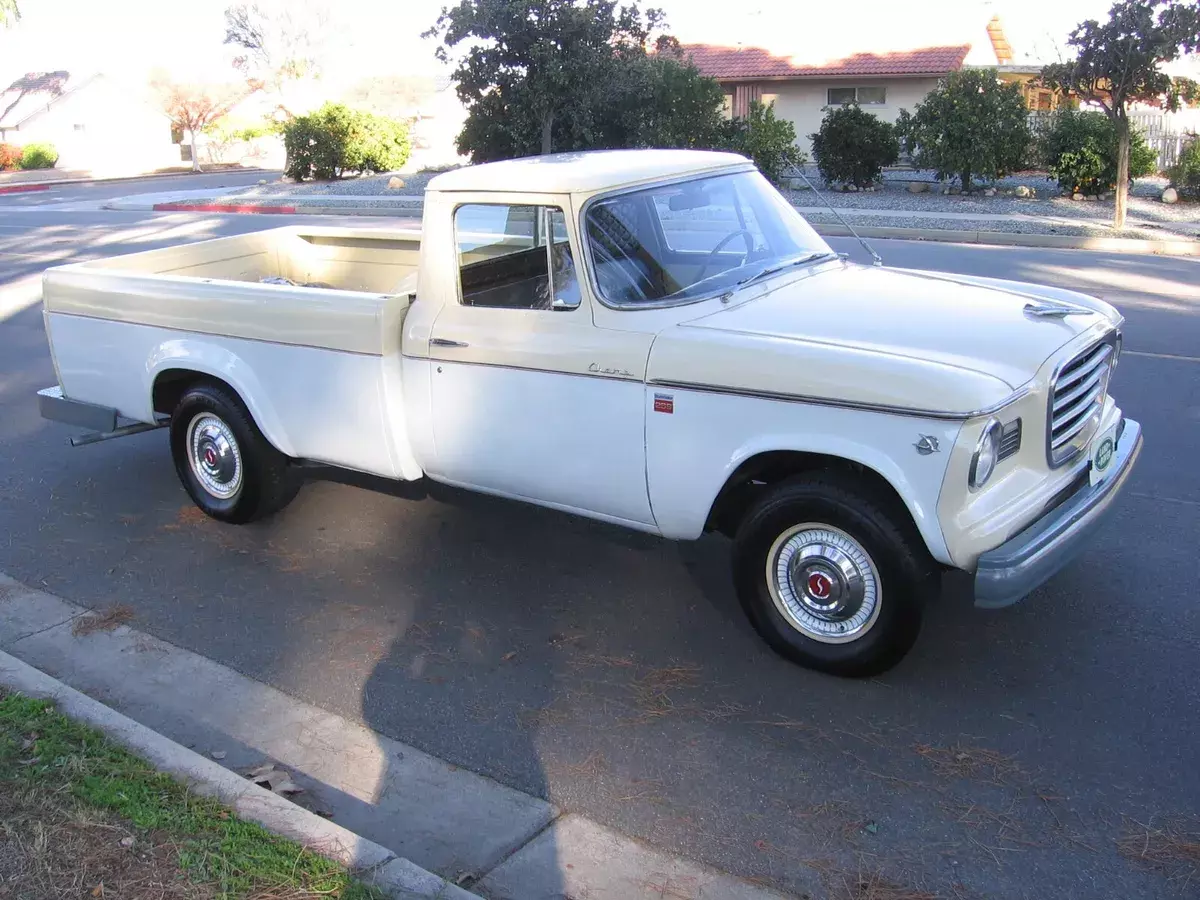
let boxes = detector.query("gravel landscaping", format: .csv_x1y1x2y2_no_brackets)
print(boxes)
231,169,440,197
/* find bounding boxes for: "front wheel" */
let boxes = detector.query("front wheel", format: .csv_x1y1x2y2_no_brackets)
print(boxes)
169,383,301,524
732,473,935,677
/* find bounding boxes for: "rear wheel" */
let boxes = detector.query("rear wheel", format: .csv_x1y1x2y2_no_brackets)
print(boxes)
169,383,300,523
732,473,935,677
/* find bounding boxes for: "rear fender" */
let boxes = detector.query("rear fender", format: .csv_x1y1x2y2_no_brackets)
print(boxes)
146,338,296,457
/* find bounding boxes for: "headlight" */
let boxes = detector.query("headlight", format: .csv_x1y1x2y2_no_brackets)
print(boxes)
969,419,1002,490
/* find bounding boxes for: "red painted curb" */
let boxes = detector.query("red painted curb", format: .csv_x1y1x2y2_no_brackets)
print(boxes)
152,202,297,214
0,183,51,195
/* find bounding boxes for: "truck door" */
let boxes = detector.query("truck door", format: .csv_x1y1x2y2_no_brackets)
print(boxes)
426,201,656,529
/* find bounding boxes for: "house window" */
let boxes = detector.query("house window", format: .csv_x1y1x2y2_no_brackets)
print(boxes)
760,92,779,109
827,86,886,106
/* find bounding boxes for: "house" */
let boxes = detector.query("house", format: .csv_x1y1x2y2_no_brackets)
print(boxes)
683,43,970,155
0,71,177,173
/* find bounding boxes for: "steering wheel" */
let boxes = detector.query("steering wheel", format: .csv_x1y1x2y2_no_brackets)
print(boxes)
696,229,755,281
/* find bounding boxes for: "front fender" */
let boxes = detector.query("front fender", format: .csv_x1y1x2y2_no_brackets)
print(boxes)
146,338,296,457
645,388,960,564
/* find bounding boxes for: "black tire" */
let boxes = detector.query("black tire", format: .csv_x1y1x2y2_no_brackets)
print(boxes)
732,472,936,677
169,383,301,524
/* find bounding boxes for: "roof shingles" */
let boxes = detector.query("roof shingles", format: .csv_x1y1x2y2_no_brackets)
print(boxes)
682,44,970,81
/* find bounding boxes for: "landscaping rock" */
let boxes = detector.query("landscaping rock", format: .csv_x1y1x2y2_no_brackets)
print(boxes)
846,184,858,192
387,175,406,190
1072,192,1084,201
907,181,928,193
1162,187,1179,204
1100,192,1112,201
984,188,996,197
947,186,960,195
1085,194,1098,201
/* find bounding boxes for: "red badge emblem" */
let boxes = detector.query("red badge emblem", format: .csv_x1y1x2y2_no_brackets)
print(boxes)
807,571,832,600
653,393,674,414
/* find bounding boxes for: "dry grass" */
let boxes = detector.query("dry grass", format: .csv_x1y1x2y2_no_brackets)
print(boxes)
71,604,135,637
829,867,940,900
0,785,211,900
625,664,701,724
913,743,1028,787
1117,817,1200,887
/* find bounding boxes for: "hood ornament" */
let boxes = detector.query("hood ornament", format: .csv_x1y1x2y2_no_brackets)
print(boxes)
1024,300,1092,319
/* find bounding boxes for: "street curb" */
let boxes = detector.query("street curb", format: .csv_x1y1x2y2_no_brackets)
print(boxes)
0,647,480,900
0,183,51,195
153,202,299,214
813,223,1200,256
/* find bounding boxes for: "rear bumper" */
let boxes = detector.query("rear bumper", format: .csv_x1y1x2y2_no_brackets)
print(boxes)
974,417,1142,609
37,385,118,432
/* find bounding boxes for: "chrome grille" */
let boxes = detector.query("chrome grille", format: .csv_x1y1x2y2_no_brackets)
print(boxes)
998,418,1022,460
1047,339,1114,467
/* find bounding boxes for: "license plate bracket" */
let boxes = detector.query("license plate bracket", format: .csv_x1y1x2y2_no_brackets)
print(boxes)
1089,422,1119,486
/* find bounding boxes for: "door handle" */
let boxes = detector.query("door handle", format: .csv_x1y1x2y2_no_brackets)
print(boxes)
431,338,469,348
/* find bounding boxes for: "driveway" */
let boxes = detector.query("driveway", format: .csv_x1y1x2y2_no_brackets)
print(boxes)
1,208,1197,899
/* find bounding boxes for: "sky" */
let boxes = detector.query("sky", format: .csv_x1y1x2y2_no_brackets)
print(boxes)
0,0,1165,91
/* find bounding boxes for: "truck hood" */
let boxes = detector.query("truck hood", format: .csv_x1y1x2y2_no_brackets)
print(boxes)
649,263,1119,417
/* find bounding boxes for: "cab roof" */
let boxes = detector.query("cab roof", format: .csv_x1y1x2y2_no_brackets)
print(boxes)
426,149,752,196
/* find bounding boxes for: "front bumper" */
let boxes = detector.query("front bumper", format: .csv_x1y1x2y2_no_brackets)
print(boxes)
974,417,1142,609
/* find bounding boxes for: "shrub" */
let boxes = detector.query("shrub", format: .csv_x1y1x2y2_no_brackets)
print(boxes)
721,101,807,185
0,143,22,170
17,142,59,169
1039,108,1156,194
17,143,59,169
896,69,1031,192
1168,134,1200,199
810,105,900,188
283,103,410,181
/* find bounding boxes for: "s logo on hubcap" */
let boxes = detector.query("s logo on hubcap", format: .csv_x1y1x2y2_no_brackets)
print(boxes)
807,571,833,600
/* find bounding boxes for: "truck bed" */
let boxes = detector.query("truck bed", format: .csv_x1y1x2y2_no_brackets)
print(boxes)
41,226,426,481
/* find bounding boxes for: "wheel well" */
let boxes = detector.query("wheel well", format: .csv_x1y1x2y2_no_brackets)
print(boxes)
152,369,232,416
706,451,915,538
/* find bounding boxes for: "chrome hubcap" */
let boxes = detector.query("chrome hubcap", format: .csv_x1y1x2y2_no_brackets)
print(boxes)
766,525,881,644
186,413,242,500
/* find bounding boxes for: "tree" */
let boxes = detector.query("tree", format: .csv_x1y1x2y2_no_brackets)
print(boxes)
0,0,18,27
223,1,335,117
722,101,807,185
1041,0,1200,228
152,76,248,172
896,69,1031,193
810,104,900,188
425,0,674,156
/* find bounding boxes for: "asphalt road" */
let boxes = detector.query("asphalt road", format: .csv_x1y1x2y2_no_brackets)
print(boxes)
1,194,1198,900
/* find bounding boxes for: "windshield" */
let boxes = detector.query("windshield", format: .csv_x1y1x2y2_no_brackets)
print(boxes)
584,170,831,306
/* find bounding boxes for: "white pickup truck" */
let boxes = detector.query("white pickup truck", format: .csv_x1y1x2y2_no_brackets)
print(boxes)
37,149,1141,676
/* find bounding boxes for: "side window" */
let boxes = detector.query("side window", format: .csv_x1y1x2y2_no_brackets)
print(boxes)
651,180,766,254
454,204,578,310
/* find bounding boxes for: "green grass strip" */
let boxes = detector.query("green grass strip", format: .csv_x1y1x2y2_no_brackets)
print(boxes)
0,691,386,899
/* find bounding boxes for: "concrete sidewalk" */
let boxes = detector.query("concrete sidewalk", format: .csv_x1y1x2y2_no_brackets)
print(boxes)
0,572,805,900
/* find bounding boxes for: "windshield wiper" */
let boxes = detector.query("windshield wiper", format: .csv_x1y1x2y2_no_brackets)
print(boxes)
721,252,834,300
